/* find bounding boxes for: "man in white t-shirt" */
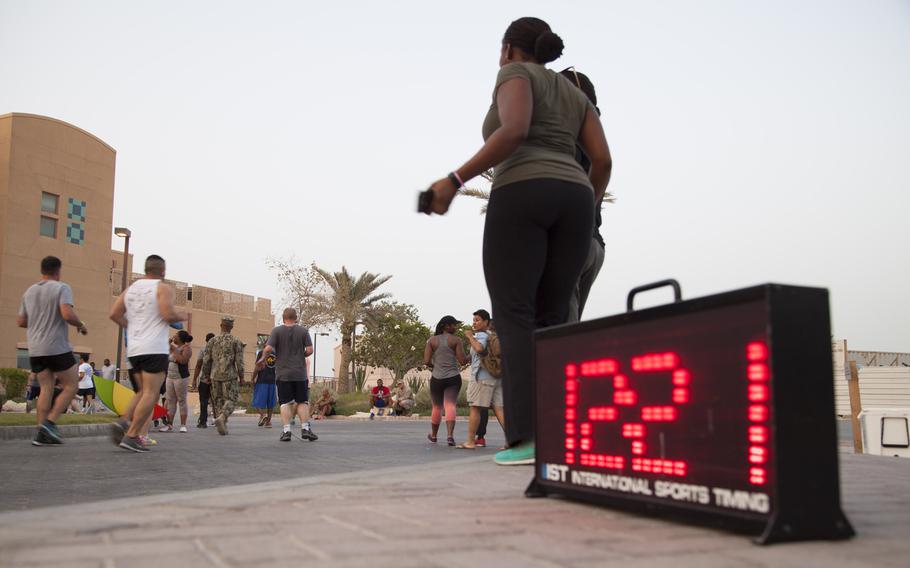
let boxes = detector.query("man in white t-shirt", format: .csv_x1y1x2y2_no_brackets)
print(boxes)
109,255,187,452
100,358,116,381
77,353,96,414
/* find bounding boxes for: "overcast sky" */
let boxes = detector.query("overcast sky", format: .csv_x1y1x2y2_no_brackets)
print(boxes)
2,0,908,374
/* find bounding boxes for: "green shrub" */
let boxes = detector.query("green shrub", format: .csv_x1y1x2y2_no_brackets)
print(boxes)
0,368,29,408
335,391,370,415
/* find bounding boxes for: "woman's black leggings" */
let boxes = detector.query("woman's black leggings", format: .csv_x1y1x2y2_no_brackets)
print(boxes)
483,178,594,446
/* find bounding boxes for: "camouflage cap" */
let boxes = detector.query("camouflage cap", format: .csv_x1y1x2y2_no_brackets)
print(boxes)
221,315,235,324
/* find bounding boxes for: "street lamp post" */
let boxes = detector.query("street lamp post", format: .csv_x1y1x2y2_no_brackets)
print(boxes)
311,331,329,383
113,227,131,382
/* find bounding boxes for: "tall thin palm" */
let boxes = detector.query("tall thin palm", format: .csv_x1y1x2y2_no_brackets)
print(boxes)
314,266,392,393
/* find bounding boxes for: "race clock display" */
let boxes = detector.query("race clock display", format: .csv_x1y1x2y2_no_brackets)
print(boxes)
530,282,854,544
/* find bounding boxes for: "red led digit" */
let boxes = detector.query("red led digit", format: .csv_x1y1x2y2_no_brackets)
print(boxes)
580,438,592,451
631,352,679,372
565,422,576,436
747,342,768,362
580,358,618,377
672,388,689,404
614,390,637,405
641,406,677,421
580,453,624,469
580,422,592,436
613,375,628,389
748,363,769,382
748,404,768,422
566,393,578,406
588,407,618,421
672,369,690,386
622,423,645,438
631,440,646,455
566,452,575,465
565,379,577,392
565,408,576,421
565,437,576,450
565,363,578,378
745,341,770,486
748,384,768,402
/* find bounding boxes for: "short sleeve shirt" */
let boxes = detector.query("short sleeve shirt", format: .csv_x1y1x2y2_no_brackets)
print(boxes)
482,62,594,191
266,324,312,382
371,386,390,399
78,362,94,389
470,331,494,381
18,280,75,357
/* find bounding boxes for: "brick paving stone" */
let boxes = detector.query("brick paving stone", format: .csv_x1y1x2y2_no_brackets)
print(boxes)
2,422,910,568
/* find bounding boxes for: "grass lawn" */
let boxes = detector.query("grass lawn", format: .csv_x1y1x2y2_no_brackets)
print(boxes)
0,413,119,427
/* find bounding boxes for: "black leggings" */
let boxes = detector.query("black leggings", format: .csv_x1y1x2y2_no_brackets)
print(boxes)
483,178,594,445
429,375,461,424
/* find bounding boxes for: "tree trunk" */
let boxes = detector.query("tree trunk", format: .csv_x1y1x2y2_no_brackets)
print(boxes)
337,327,353,393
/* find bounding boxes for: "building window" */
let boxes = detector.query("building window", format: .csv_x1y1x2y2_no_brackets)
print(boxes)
16,348,30,370
40,216,57,238
41,192,58,214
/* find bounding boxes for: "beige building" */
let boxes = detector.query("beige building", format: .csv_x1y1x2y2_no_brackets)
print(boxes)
0,113,273,377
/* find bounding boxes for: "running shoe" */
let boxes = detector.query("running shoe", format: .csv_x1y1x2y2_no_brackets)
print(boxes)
300,428,318,442
258,416,267,427
494,441,535,466
119,436,149,453
110,420,128,446
158,425,173,433
369,412,375,420
475,437,487,447
196,421,207,429
40,421,63,444
214,415,228,435
32,429,51,446
279,431,292,442
179,426,188,433
139,435,158,446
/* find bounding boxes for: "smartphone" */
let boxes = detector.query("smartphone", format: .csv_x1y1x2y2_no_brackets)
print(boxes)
417,189,433,214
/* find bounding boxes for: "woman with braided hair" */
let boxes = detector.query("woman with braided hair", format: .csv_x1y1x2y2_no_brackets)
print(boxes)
421,17,612,465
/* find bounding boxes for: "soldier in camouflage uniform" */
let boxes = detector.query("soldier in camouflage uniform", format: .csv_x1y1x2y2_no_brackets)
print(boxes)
202,315,245,435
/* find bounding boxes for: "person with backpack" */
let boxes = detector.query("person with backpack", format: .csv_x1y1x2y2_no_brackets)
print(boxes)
457,309,505,449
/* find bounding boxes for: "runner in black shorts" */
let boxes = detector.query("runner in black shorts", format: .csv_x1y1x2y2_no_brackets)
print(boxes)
17,256,88,446
258,308,318,443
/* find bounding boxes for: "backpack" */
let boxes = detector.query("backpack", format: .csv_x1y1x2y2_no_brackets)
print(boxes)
479,331,503,378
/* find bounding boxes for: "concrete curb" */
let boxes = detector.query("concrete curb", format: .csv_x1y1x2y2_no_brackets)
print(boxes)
0,423,113,441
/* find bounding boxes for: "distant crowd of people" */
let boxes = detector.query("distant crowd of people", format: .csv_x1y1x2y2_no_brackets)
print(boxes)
18,16,611,469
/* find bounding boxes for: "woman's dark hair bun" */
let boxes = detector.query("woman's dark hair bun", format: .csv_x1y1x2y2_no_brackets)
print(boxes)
534,30,564,64
178,330,193,344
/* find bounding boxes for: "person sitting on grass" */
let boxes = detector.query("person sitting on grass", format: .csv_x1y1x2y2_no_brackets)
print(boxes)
311,387,336,420
391,381,415,416
369,378,391,419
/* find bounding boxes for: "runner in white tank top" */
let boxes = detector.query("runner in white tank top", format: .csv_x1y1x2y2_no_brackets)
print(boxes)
109,255,187,452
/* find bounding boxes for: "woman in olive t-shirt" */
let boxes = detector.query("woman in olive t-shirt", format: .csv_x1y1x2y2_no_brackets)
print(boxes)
421,17,612,466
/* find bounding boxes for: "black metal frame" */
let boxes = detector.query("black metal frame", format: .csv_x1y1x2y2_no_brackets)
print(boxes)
528,282,855,544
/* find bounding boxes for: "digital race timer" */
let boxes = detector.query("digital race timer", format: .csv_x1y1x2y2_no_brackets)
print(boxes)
529,281,854,544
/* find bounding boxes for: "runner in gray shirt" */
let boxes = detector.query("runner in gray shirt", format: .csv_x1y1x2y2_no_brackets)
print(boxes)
257,307,317,443
16,256,88,446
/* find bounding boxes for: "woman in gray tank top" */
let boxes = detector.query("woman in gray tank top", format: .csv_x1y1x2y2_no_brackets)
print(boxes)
423,316,469,445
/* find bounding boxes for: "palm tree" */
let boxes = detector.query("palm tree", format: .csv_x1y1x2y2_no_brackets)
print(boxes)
314,266,392,393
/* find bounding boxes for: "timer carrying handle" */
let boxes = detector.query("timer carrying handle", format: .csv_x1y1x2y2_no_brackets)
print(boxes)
626,279,682,312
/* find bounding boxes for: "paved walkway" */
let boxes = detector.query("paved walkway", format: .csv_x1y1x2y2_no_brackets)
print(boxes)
0,418,505,511
0,448,908,567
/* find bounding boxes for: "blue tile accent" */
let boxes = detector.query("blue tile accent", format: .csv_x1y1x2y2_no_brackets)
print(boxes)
67,198,86,222
66,222,85,245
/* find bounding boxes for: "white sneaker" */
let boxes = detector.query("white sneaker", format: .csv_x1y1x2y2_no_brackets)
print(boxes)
158,425,172,433
179,426,188,433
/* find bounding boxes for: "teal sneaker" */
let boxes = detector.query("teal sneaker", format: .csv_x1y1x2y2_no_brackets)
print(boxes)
494,441,535,465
